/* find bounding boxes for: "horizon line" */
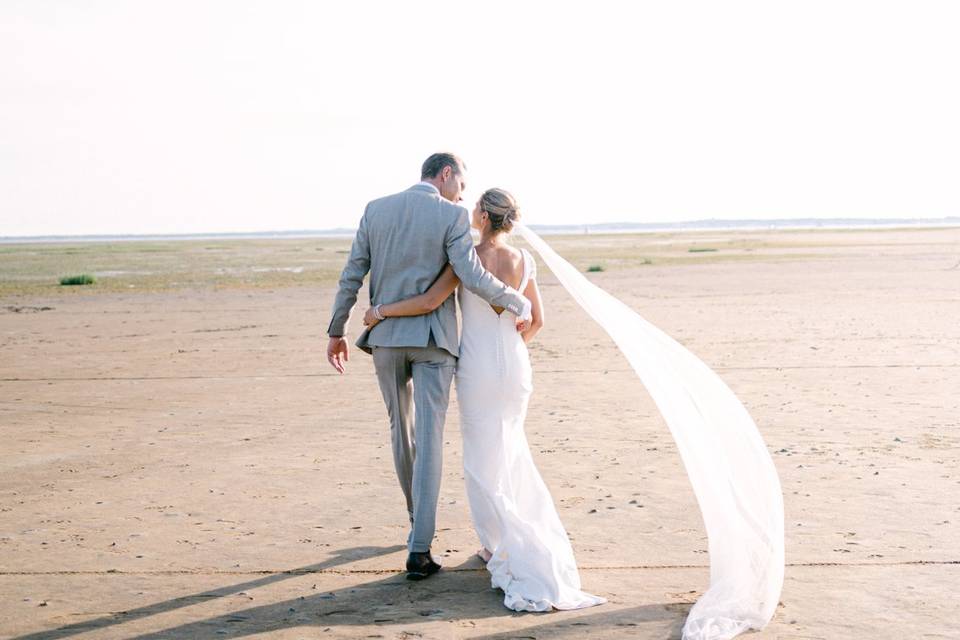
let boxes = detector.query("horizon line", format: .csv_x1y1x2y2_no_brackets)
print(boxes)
2,215,959,242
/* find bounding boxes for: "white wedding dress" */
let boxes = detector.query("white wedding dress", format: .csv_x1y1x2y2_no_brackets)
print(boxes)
516,224,784,640
455,247,606,612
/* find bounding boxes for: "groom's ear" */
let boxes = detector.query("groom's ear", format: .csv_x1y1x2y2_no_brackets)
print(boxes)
442,164,461,182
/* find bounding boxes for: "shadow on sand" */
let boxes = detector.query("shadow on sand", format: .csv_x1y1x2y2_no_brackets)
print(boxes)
471,602,690,639
13,545,402,640
17,545,690,639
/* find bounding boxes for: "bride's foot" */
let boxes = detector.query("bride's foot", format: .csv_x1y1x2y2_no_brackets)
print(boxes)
476,547,492,562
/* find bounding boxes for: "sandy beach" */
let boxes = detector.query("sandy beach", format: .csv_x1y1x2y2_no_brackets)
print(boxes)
1,227,958,639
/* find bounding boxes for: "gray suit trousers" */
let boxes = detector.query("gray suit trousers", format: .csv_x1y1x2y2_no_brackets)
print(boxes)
372,343,456,553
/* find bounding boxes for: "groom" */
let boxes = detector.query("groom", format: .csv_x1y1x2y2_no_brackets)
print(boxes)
326,152,531,579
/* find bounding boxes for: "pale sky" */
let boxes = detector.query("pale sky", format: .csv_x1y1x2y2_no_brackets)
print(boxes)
2,1,959,236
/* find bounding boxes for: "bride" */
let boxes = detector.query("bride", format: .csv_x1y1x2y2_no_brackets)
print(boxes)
362,187,606,612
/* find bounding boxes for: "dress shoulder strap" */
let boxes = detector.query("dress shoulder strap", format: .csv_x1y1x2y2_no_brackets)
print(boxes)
519,247,536,290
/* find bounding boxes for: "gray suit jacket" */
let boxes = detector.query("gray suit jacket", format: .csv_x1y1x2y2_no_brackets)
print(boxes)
326,183,529,357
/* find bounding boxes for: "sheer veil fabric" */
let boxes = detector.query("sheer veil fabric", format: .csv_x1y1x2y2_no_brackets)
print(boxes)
515,224,784,640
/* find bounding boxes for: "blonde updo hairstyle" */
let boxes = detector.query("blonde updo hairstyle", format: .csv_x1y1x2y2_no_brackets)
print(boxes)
480,188,521,234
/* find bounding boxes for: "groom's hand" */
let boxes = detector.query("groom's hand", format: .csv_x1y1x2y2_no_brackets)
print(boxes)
515,298,533,332
327,336,349,374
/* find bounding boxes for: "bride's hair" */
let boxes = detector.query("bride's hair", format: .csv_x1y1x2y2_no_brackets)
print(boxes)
480,188,521,233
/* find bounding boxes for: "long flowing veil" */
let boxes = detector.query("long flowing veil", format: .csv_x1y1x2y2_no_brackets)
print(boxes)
516,223,784,640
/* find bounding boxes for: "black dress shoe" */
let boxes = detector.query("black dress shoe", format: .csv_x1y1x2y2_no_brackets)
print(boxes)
406,550,441,580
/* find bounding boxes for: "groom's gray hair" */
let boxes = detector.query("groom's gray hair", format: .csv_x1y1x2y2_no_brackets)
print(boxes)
421,152,466,179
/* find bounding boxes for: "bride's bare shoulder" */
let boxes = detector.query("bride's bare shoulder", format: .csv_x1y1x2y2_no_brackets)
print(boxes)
476,244,524,285
499,244,523,262
476,243,520,260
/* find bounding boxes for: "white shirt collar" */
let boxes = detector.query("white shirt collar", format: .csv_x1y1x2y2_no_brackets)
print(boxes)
417,181,440,194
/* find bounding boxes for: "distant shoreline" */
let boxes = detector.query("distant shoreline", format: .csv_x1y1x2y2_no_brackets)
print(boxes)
2,217,958,244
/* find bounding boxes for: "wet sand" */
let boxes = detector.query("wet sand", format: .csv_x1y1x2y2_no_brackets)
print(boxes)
1,227,958,639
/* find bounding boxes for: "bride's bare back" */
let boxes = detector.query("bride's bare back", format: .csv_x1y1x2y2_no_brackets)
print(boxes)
475,244,524,314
